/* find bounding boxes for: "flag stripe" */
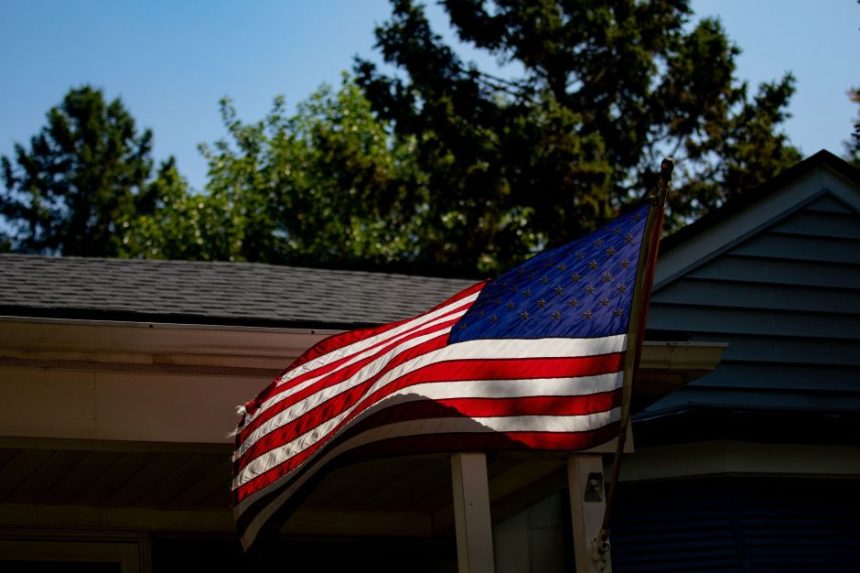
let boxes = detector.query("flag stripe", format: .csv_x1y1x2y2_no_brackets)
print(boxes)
260,303,472,404
234,339,624,476
240,372,621,469
234,350,624,492
237,364,624,484
234,333,626,461
238,322,456,445
238,406,622,504
260,285,482,396
236,411,621,546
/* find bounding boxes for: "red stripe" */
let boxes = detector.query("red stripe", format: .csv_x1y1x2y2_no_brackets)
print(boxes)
249,299,474,415
235,413,621,505
235,354,623,497
237,351,623,473
280,281,484,374
344,425,621,457
341,391,623,428
267,300,472,398
238,330,452,443
435,392,621,417
233,422,619,519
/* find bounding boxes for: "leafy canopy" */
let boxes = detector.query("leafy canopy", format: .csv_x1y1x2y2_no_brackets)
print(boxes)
122,76,432,271
2,2,814,276
1,86,168,256
355,0,801,273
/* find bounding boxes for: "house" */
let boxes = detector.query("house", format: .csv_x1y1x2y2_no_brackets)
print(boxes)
0,150,856,571
612,150,860,571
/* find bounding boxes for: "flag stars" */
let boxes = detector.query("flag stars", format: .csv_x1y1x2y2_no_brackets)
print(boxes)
571,273,582,283
583,310,593,319
606,246,617,257
589,260,598,270
616,284,627,294
614,308,624,317
602,272,613,283
624,233,634,244
585,285,596,294
506,302,515,310
536,298,547,308
600,297,610,306
540,275,550,284
593,238,603,248
620,259,631,269
552,310,561,320
490,314,498,323
576,252,585,261
568,299,579,308
554,286,564,296
520,310,529,320
521,288,532,297
556,263,567,271
632,213,642,222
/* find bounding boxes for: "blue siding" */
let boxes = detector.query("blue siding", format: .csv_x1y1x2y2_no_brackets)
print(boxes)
613,477,860,573
645,192,860,415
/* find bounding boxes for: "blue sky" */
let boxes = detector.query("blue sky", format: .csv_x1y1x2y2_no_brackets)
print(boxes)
2,0,858,191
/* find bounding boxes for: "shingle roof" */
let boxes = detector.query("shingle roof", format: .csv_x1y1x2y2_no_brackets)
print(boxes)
0,254,475,328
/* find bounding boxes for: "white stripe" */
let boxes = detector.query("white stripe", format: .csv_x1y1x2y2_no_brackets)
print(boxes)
236,407,620,548
235,333,626,464
235,334,626,467
233,336,625,486
393,372,623,400
274,290,479,386
242,290,480,426
234,327,451,461
248,309,467,427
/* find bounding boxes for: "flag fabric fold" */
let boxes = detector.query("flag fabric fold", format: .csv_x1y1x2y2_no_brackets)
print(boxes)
232,202,652,548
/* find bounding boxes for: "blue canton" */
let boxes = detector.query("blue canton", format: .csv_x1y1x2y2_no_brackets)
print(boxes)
449,203,649,342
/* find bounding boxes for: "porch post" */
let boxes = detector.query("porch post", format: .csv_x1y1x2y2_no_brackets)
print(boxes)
568,454,611,572
451,453,495,573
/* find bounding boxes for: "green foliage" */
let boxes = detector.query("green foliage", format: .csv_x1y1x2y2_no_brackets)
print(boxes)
126,76,430,270
1,86,169,256
1,3,822,277
117,159,243,261
355,0,801,273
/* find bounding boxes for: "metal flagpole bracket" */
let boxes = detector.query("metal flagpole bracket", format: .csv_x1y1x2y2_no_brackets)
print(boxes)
591,535,611,570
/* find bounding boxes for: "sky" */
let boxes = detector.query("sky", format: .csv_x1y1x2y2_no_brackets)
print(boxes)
1,0,858,192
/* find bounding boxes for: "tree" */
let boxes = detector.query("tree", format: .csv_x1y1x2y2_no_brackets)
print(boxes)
116,159,244,261
355,0,801,274
1,86,170,256
127,76,430,270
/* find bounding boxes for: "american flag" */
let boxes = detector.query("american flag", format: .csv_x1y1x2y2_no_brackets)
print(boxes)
232,203,651,548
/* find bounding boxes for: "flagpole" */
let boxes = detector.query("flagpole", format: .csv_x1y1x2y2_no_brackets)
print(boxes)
591,158,674,566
